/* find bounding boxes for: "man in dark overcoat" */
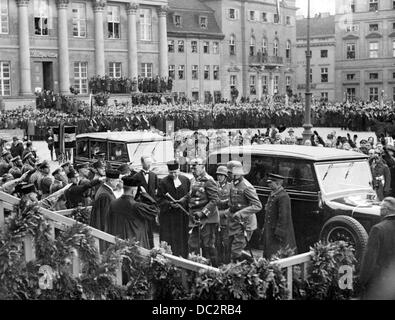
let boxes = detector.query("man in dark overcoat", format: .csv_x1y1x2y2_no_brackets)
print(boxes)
359,197,395,299
108,175,159,249
157,160,190,258
262,173,296,259
90,169,120,234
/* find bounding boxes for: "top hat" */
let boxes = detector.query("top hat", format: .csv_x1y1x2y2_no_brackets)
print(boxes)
167,160,180,171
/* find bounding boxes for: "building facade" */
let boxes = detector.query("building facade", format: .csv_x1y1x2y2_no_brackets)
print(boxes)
202,0,298,100
167,0,224,102
335,0,395,102
0,0,169,97
295,14,336,102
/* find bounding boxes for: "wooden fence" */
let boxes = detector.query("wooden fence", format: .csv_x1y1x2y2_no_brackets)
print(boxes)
0,190,312,299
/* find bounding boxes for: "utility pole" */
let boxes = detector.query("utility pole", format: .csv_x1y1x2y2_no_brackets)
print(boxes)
302,0,313,143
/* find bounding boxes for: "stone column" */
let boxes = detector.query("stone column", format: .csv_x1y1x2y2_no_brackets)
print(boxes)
157,6,168,78
16,0,32,96
257,73,263,101
127,3,139,81
57,0,70,95
93,0,106,77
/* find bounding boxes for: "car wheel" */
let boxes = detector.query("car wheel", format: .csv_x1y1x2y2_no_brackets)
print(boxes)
319,215,368,261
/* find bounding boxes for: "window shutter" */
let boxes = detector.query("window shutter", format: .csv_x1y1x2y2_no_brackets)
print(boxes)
235,9,239,20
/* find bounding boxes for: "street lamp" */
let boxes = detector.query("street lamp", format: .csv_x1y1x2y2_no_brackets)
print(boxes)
302,0,313,143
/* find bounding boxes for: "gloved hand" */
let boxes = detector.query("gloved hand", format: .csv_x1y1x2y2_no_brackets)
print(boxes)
194,211,205,219
169,201,180,209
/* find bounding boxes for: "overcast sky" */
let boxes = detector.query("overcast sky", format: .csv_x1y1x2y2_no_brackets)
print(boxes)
295,0,335,16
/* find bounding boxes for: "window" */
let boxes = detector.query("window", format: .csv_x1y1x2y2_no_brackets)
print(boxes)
347,88,356,100
393,40,395,57
204,65,210,80
321,92,328,101
107,6,120,39
393,72,395,79
262,38,268,55
0,0,9,34
228,8,239,20
249,10,257,21
369,87,379,101
274,13,280,24
200,16,208,29
178,65,185,80
174,14,181,26
321,68,328,83
0,61,10,96
310,68,313,83
393,0,395,9
321,50,328,58
346,43,356,59
286,16,291,25
369,23,378,32
273,39,279,56
178,40,184,53
393,22,395,30
76,139,89,158
90,141,107,158
168,40,174,52
229,34,236,55
73,62,88,94
369,0,378,11
350,0,355,12
346,24,359,32
213,42,219,54
203,41,209,54
34,0,49,36
139,9,152,41
168,65,175,79
274,75,279,94
393,87,395,101
261,12,267,22
192,65,198,80
286,40,291,59
109,62,121,78
213,65,219,80
249,36,256,56
277,160,317,191
263,75,268,93
369,42,379,58
369,72,379,80
244,156,274,187
109,143,128,162
140,63,152,78
249,75,256,95
286,75,291,91
230,75,237,87
72,3,86,37
347,74,355,80
191,41,198,53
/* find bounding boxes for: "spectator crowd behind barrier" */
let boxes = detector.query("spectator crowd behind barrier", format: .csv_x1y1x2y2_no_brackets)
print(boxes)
1,99,395,141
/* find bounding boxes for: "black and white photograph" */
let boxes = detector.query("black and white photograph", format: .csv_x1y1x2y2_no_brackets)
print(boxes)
1,0,395,307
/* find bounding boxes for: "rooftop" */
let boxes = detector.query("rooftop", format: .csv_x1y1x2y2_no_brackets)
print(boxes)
210,145,367,162
76,131,171,143
167,0,224,38
296,14,335,39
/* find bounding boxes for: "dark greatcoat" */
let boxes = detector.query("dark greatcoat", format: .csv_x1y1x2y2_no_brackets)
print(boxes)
157,175,190,258
108,193,158,249
359,215,395,299
90,184,116,233
263,187,297,259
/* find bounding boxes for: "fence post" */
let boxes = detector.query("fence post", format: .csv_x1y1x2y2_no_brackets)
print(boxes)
24,235,36,262
0,201,4,229
287,266,293,300
71,249,80,278
116,261,123,286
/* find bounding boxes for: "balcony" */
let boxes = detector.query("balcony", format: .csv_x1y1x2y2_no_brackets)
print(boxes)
249,54,284,67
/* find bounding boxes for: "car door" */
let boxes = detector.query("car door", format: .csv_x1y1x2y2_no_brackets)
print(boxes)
276,158,323,253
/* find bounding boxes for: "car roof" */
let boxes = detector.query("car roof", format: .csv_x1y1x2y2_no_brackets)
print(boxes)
76,131,171,143
210,145,368,162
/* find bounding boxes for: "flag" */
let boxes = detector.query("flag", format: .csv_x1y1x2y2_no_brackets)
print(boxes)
276,0,281,23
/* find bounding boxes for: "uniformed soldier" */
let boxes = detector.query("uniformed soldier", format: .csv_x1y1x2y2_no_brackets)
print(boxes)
0,150,12,176
188,158,219,266
215,165,231,265
77,162,95,206
227,161,262,262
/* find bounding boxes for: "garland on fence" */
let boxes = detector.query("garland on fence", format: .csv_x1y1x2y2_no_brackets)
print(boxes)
0,204,357,300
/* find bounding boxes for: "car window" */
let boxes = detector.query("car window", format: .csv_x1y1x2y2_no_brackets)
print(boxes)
109,142,128,162
245,156,275,187
90,140,107,158
76,139,89,158
277,160,317,191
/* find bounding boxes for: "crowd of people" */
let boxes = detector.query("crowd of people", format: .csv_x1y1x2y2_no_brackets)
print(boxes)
1,100,395,141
